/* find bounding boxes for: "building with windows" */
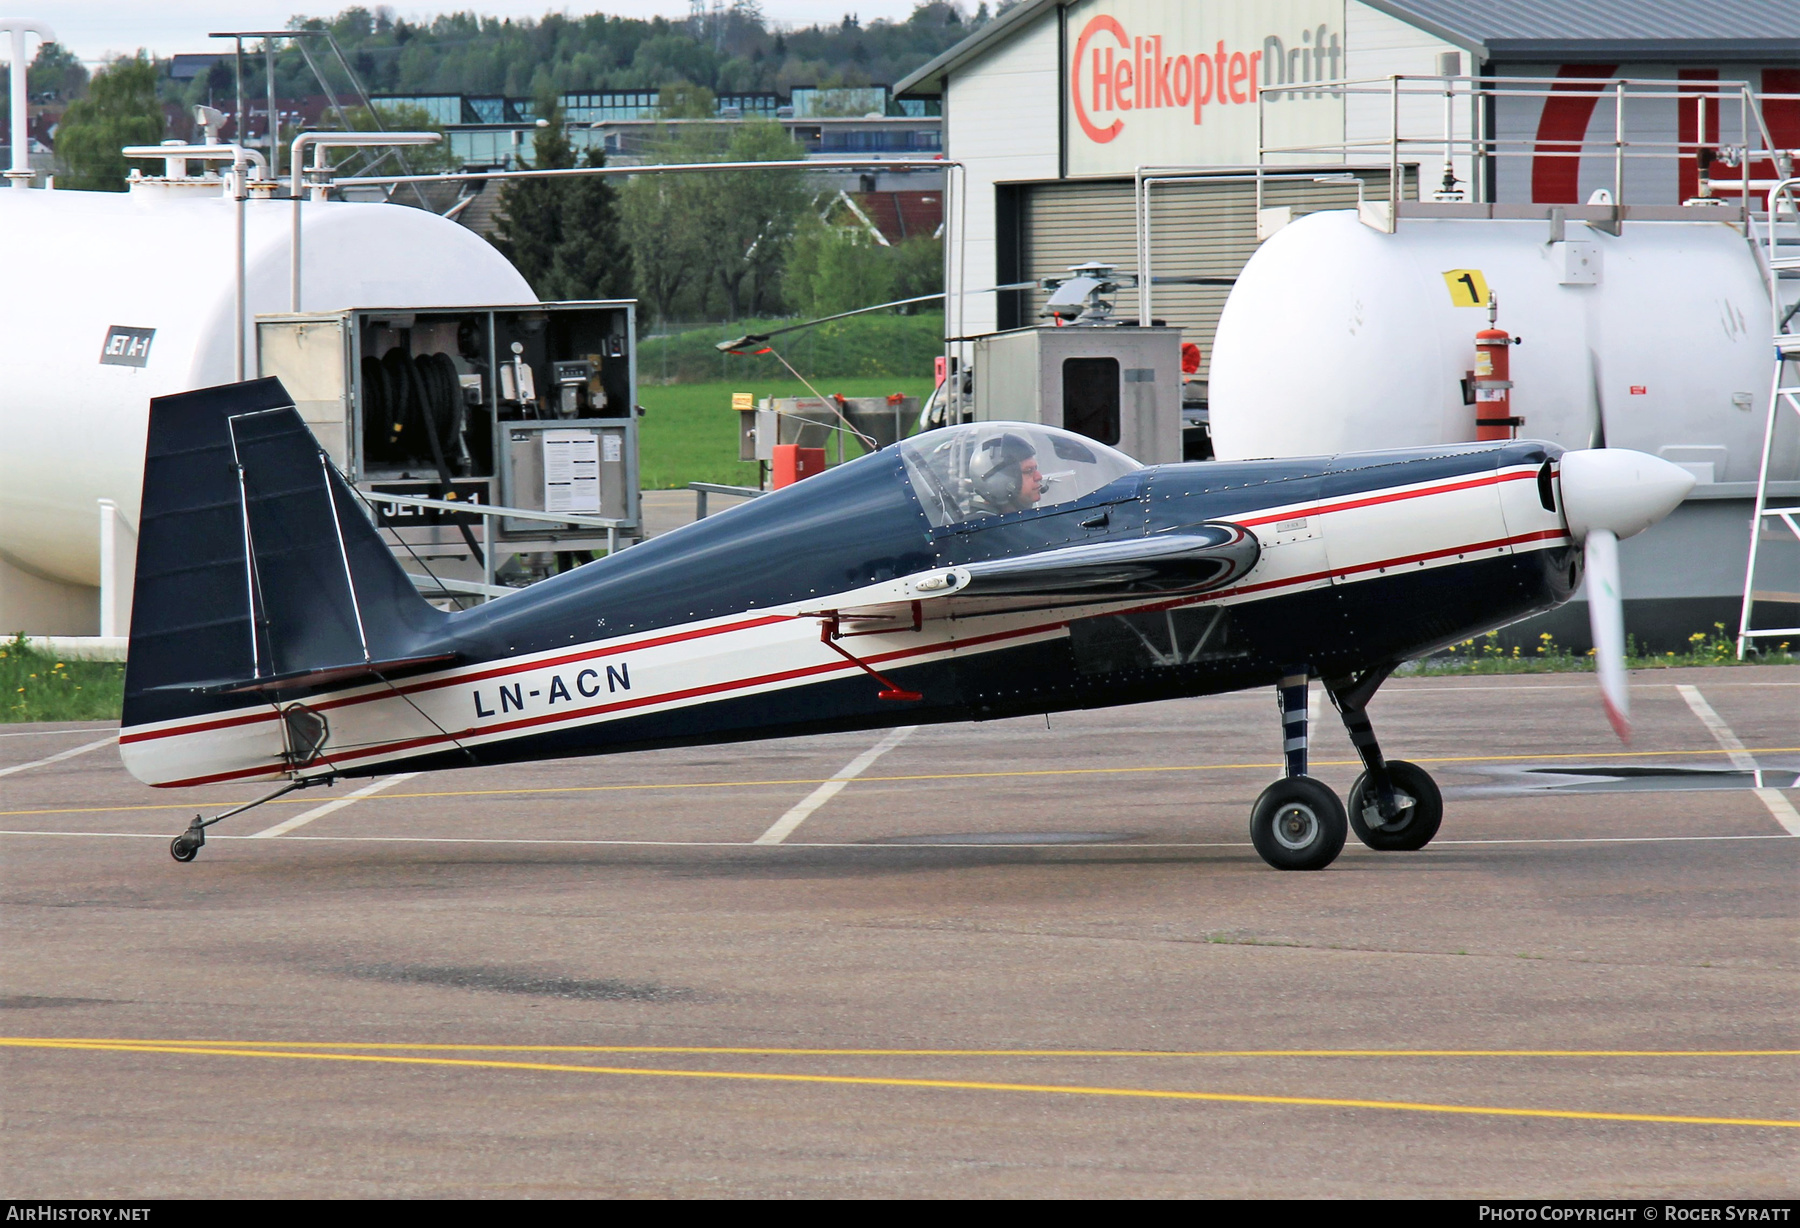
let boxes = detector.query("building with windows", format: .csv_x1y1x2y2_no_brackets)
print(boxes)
895,0,1800,362
372,85,942,173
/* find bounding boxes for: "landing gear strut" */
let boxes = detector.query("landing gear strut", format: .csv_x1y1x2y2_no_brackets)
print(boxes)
1248,665,1444,870
168,776,329,863
1324,666,1442,852
1248,670,1347,871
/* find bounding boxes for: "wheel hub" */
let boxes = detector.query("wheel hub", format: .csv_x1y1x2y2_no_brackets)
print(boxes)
1363,791,1417,831
1272,803,1320,850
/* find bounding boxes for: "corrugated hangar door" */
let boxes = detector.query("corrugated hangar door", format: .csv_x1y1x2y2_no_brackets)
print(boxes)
1018,172,1409,381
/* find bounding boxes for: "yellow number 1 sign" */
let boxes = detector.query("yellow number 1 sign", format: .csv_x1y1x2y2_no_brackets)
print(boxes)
1442,269,1490,307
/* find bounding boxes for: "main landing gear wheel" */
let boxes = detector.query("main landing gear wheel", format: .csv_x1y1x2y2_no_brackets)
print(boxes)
1250,777,1347,871
1347,760,1443,851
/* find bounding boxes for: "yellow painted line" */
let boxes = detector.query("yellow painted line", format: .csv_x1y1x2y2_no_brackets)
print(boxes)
4,1039,1793,1130
4,745,1798,820
18,1039,1799,1058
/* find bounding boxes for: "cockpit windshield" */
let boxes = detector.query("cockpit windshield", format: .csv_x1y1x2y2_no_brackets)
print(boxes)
899,422,1143,528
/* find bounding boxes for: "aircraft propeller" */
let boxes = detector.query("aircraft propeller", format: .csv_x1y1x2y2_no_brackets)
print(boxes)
1555,449,1697,743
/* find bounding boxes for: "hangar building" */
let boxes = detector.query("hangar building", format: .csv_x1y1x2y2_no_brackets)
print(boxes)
896,0,1800,375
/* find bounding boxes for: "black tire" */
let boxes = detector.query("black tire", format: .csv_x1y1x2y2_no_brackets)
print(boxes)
1249,777,1347,871
170,836,199,863
1347,760,1443,851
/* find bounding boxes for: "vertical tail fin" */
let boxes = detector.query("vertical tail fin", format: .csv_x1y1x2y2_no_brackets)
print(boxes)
122,378,451,731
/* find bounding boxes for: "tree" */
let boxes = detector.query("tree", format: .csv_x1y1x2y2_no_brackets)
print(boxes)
544,147,633,301
618,129,714,322
618,118,805,321
28,41,88,102
892,234,944,303
785,217,896,317
785,209,941,318
702,121,807,318
492,102,630,302
492,98,577,294
52,55,164,191
657,81,716,118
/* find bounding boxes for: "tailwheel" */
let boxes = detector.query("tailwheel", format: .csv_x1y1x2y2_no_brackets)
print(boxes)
1347,760,1443,851
1249,777,1347,871
170,818,205,863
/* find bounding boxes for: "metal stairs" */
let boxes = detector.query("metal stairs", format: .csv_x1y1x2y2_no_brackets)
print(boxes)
1737,180,1800,657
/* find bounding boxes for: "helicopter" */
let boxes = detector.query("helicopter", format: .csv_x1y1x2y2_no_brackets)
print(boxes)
122,377,1692,870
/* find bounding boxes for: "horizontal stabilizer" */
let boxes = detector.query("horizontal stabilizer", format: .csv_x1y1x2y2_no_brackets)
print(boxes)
152,652,461,696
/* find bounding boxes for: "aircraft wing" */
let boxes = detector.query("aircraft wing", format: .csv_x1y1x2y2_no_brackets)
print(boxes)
795,524,1257,627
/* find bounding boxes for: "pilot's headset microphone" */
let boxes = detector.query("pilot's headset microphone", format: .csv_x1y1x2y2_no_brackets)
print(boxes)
974,432,1037,508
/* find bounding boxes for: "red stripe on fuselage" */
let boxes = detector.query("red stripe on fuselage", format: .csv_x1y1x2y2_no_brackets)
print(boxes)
128,466,1539,749
144,526,1569,789
119,612,795,746
1236,467,1538,528
144,620,1063,788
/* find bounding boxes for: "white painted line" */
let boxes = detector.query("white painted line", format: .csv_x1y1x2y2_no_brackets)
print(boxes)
755,725,918,846
0,736,117,778
0,725,119,739
249,773,420,838
0,829,1794,850
1676,685,1800,836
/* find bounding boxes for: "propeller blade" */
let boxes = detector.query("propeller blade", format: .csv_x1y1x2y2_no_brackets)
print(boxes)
1557,449,1694,744
1585,527,1630,743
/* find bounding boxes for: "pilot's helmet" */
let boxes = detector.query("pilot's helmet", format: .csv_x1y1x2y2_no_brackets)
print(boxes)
973,432,1037,508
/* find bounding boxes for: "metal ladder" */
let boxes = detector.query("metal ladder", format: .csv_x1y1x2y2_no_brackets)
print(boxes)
1737,178,1800,658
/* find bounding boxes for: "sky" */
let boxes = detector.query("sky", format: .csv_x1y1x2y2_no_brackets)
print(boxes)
16,2,933,65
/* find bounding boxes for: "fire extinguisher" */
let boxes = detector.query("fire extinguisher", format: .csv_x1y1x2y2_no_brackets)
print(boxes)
1473,291,1523,441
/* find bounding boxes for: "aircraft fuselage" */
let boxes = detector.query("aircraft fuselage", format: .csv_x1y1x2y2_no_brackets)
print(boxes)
120,437,1574,790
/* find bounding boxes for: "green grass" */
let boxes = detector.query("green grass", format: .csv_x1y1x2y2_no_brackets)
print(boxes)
1402,625,1795,675
638,313,945,385
0,622,1789,724
636,377,935,489
2,636,125,723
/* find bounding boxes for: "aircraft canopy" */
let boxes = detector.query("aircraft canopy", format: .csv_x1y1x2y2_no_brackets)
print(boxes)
900,423,1141,528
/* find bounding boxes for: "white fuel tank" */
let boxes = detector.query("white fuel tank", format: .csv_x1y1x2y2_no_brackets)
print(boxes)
0,184,533,608
1209,210,1794,487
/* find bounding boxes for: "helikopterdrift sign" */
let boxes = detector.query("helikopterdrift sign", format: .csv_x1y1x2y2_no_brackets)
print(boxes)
1062,0,1344,177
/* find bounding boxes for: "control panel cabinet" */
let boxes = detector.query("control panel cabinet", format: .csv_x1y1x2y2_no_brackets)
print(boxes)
972,326,1182,465
258,301,640,556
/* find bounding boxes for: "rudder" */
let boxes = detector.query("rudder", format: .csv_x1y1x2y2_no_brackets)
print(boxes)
123,378,451,733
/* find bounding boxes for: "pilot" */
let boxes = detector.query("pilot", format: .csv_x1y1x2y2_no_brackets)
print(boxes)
969,432,1047,516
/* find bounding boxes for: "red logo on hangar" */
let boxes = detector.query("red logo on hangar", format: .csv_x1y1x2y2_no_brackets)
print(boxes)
1070,13,1265,144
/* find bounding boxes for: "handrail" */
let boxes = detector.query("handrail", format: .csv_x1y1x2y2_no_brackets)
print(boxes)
121,142,269,178
287,131,442,312
688,482,765,497
405,572,517,599
316,155,972,431
325,155,948,190
689,481,766,521
1257,75,1799,223
365,490,626,529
